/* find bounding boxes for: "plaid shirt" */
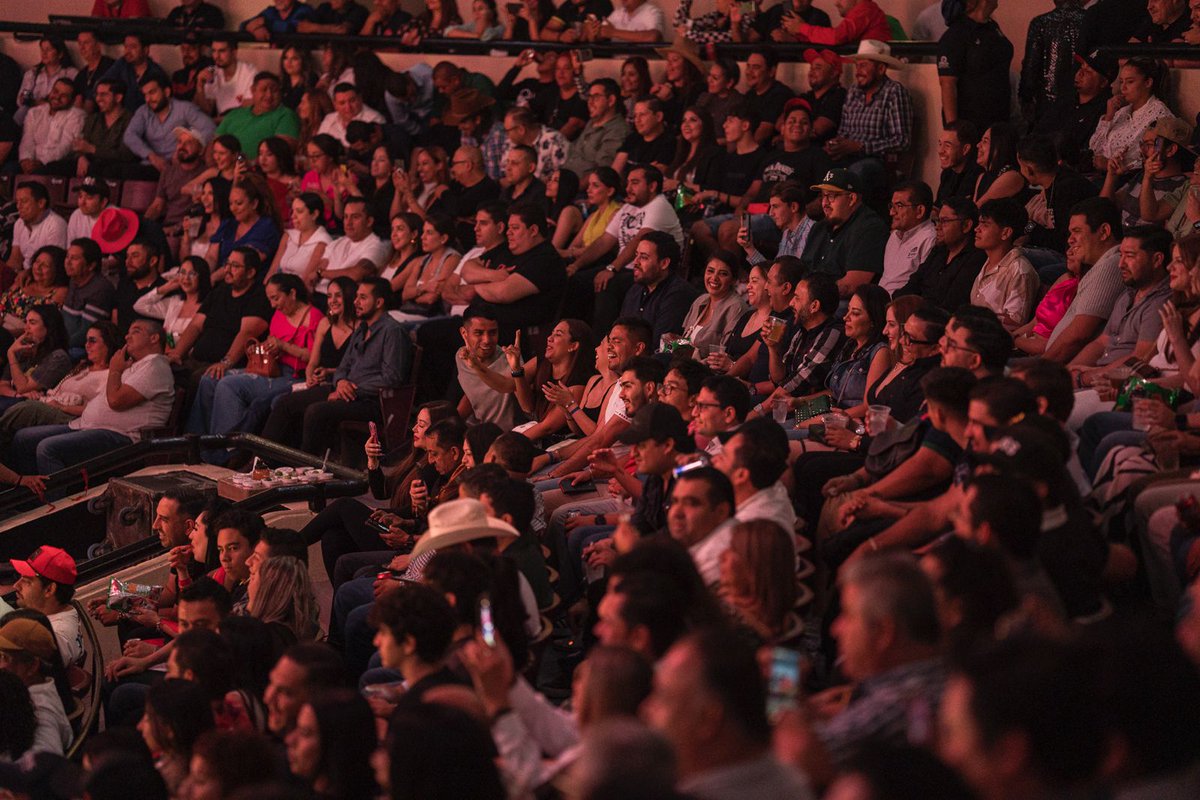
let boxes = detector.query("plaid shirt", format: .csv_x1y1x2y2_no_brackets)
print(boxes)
838,76,913,156
673,0,753,44
780,316,844,395
748,217,814,266
462,121,509,182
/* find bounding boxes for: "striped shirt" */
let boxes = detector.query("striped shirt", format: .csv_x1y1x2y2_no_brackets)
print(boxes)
838,76,913,156
780,317,844,396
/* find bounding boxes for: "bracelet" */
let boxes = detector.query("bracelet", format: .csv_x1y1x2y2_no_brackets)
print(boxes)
566,404,581,415
754,402,764,414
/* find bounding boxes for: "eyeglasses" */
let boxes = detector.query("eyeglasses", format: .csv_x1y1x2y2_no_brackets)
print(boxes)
940,336,978,354
178,270,198,278
901,330,936,346
659,382,686,394
223,260,245,269
933,217,964,226
888,201,916,210
586,92,608,99
820,191,849,200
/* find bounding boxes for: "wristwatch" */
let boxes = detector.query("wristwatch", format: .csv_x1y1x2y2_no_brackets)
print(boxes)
604,265,617,273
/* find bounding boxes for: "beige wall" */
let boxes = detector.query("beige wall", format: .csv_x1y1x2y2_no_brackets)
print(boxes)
5,0,1199,190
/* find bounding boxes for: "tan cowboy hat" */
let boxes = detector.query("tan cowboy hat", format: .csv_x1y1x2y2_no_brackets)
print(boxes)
441,88,496,126
410,498,520,557
849,39,904,70
656,42,709,76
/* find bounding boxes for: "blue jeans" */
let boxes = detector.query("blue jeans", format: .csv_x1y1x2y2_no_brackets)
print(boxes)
1079,410,1134,478
188,366,297,436
558,524,614,602
8,424,132,475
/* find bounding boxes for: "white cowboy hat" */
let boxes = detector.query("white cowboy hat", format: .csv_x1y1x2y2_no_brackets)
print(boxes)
849,39,904,70
410,498,520,557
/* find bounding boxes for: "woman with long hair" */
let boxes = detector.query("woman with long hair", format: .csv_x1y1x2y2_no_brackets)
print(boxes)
301,133,348,228
354,144,400,237
379,213,425,296
182,178,232,266
718,519,797,643
618,57,652,123
279,45,318,109
462,422,503,469
677,250,749,358
973,122,1026,205
503,318,595,443
209,175,283,277
257,136,300,229
392,146,450,219
546,334,617,441
135,256,211,342
0,321,117,451
316,44,355,96
285,690,377,799
183,134,243,199
1090,57,1172,173
444,0,504,40
14,36,76,125
302,401,459,584
501,0,555,40
183,730,283,800
0,305,71,413
1012,239,1086,355
664,106,719,195
247,555,321,643
651,47,705,125
704,261,772,376
546,168,583,251
392,214,461,323
267,193,332,289
138,679,215,796
297,89,335,158
398,0,463,45
202,273,322,443
305,276,357,389
559,168,622,261
0,245,68,337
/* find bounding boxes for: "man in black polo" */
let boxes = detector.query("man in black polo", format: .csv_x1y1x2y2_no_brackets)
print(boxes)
618,231,700,346
801,168,889,299
1033,50,1115,174
896,196,987,313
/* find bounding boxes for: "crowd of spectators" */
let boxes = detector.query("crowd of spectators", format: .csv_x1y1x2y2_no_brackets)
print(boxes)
2,0,1200,798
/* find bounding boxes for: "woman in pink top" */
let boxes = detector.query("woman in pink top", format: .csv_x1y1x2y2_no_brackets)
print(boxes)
1012,244,1084,355
205,273,323,456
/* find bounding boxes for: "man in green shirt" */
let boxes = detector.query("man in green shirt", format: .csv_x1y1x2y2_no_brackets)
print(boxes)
214,72,299,155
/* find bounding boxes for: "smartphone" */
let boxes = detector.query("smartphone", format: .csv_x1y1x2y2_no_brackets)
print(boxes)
671,459,708,478
369,420,378,440
366,518,391,533
392,158,405,173
578,48,594,63
506,2,523,13
766,647,802,718
479,595,496,647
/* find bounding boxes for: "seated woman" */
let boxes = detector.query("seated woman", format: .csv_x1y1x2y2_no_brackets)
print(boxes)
299,401,458,585
0,321,118,452
718,519,798,646
182,135,243,201
973,122,1027,205
209,176,284,282
398,0,462,45
300,134,349,229
390,146,451,220
663,106,719,196
1013,243,1084,356
558,168,622,261
391,214,461,324
257,137,300,229
379,213,425,296
1089,57,1171,174
139,680,214,796
285,690,376,800
304,275,358,390
462,422,503,470
0,246,68,339
542,335,618,444
503,319,595,443
180,179,231,268
353,144,400,238
265,193,332,290
247,556,320,644
706,262,783,393
546,168,583,252
674,250,749,359
444,0,505,40
501,0,555,40
203,274,323,451
0,306,72,415
135,257,211,345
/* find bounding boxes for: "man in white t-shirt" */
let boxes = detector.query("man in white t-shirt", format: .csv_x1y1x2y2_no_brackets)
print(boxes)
0,618,72,757
586,0,667,41
8,318,175,475
66,177,116,243
11,545,85,668
195,38,256,117
7,183,68,276
564,164,683,331
317,198,391,296
318,83,387,146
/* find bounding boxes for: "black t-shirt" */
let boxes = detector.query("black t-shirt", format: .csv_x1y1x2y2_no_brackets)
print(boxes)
113,275,163,337
434,177,501,247
935,161,982,206
937,18,1014,132
752,81,796,129
75,56,116,104
801,86,847,143
754,3,832,39
698,146,767,197
1033,94,1107,174
551,0,614,28
1131,12,1191,42
501,178,548,210
193,284,272,365
545,90,588,134
171,56,214,103
618,131,677,169
166,2,226,28
311,0,370,31
473,239,565,331
757,145,831,200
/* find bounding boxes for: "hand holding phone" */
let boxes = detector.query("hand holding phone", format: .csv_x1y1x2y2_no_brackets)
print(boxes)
479,595,496,647
369,421,379,441
766,647,802,718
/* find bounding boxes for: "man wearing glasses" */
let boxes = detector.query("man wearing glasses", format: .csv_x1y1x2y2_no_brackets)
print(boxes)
563,78,629,177
880,180,937,294
895,196,985,313
801,168,888,299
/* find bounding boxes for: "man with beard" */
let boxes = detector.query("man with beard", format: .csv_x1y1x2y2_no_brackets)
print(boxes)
75,79,136,178
66,177,115,243
123,74,214,179
18,79,85,175
101,33,170,112
113,238,165,335
145,127,209,231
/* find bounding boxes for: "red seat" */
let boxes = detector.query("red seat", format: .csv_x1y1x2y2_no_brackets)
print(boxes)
15,174,68,207
119,180,158,214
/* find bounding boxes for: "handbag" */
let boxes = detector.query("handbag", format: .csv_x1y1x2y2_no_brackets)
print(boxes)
245,339,279,378
864,419,925,479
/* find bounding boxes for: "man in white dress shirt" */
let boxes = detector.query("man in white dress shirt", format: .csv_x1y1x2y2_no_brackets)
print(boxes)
318,83,386,146
7,183,68,277
881,180,938,294
18,78,86,175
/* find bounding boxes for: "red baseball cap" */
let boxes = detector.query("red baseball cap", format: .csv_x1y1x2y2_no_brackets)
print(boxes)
783,97,814,117
804,48,844,67
11,545,77,586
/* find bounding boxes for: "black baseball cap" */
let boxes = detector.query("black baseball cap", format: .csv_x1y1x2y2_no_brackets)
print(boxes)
1074,49,1118,84
616,403,697,453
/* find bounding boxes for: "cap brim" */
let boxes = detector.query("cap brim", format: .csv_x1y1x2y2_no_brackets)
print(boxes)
809,183,854,193
616,427,651,445
410,521,520,558
9,559,36,578
851,54,904,69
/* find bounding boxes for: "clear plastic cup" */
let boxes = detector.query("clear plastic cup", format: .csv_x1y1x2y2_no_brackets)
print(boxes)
866,405,891,436
824,412,850,430
772,399,789,424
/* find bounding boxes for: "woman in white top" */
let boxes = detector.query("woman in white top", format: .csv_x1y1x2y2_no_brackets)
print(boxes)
15,37,77,126
1090,57,1173,173
674,250,749,357
179,179,230,268
266,193,332,290
391,214,461,323
379,212,424,293
134,257,211,342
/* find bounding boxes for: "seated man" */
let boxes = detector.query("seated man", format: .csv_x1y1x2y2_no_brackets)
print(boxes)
968,199,1039,331
194,38,256,118
455,307,519,430
318,83,386,147
66,178,115,244
739,182,815,269
18,78,85,175
298,0,370,34
143,126,208,233
666,466,738,586
801,169,889,298
895,196,985,313
618,231,700,345
8,318,175,475
315,197,390,301
437,146,501,248
499,145,547,208
562,78,630,178
6,183,68,280
502,106,568,182
75,79,137,178
713,416,796,534
880,180,937,295
169,246,271,388
262,278,408,456
934,121,982,206
584,0,668,42
123,73,215,179
242,0,316,39
100,33,170,113
693,374,752,455
11,546,84,667
611,97,675,176
214,72,300,155
62,238,117,353
760,272,845,405
113,237,165,335
824,41,913,178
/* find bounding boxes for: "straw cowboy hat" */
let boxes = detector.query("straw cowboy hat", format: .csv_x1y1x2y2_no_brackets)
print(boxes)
849,39,904,70
441,88,496,126
656,41,709,75
410,498,520,557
